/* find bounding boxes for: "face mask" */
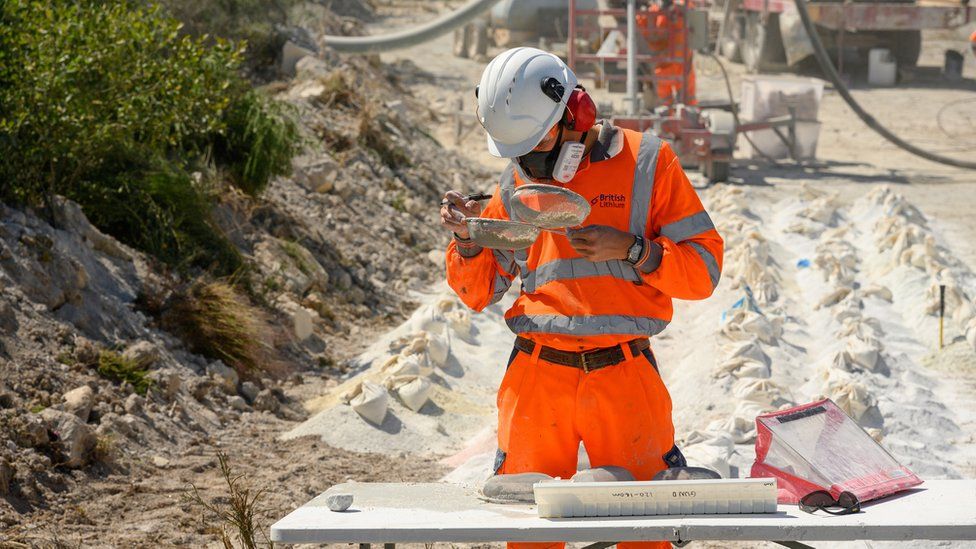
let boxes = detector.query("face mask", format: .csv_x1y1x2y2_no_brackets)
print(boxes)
516,125,587,183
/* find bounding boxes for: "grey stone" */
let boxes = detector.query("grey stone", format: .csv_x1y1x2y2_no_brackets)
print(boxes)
253,389,280,413
95,412,134,439
326,493,353,512
186,377,212,401
149,369,181,400
228,396,249,411
482,473,554,503
240,381,260,402
62,385,94,422
40,408,96,468
122,341,159,368
0,459,12,496
124,394,144,415
207,360,239,395
15,414,49,448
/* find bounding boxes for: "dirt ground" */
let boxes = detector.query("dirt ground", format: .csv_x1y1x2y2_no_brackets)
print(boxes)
2,3,974,548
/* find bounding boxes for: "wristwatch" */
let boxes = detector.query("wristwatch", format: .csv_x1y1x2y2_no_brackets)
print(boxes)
625,235,644,265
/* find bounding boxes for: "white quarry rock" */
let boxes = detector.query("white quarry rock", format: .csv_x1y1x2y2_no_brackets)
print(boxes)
207,360,239,395
41,409,95,468
62,385,94,422
293,305,314,341
326,493,354,512
122,340,159,367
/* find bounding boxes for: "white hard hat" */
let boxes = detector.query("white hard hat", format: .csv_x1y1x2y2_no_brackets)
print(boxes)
477,47,578,158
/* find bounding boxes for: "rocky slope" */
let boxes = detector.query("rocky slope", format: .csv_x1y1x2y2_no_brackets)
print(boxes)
0,2,489,543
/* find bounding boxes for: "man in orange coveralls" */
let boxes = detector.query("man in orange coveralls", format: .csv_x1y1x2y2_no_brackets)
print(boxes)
439,47,723,549
638,0,696,105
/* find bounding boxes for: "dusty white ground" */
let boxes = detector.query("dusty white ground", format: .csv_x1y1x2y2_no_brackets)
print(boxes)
285,8,976,548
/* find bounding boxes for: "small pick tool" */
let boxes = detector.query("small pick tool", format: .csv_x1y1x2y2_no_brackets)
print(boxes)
465,184,591,250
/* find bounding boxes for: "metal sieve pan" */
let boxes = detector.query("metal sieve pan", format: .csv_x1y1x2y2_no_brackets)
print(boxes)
510,184,591,230
465,218,541,250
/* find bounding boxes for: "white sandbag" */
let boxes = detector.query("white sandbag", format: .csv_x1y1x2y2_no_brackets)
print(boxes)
349,381,389,425
721,309,782,344
722,339,770,365
712,357,771,379
446,309,472,339
426,333,449,367
836,316,884,340
382,353,421,377
679,431,735,478
799,196,839,225
967,317,976,352
861,284,893,302
396,376,433,412
709,401,768,443
815,287,852,310
846,336,883,372
732,378,785,406
823,372,876,423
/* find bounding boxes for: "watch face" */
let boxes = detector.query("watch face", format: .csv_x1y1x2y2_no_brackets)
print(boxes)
628,239,642,263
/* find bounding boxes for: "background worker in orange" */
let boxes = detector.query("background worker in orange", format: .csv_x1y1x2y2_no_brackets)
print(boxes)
638,0,696,105
439,47,723,549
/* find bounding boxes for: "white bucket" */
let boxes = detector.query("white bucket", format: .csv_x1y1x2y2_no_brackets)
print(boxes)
868,48,897,87
743,120,822,160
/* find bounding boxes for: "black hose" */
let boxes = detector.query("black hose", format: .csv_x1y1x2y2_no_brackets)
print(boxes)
792,0,976,170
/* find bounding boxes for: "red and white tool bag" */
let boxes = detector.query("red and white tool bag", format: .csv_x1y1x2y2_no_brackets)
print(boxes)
750,398,922,504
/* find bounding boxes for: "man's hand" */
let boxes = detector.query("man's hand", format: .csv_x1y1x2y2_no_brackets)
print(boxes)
567,225,635,262
440,190,482,239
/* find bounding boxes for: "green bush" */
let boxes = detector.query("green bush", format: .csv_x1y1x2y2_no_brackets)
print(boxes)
74,151,243,275
96,350,152,395
214,89,301,196
0,0,299,274
0,0,243,202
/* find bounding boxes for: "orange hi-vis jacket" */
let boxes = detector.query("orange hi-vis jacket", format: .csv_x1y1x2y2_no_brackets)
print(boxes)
446,124,723,351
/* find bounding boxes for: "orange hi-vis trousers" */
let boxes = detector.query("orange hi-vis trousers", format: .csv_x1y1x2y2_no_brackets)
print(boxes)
496,343,677,549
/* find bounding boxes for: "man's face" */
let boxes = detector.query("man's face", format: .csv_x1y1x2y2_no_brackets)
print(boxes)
532,123,561,153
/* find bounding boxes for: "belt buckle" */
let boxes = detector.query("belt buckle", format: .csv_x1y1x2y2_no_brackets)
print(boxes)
579,349,600,373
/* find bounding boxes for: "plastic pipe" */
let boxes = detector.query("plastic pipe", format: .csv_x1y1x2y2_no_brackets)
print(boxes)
319,0,503,54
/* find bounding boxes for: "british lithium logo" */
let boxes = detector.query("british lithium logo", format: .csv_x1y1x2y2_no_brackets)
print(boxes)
591,193,626,209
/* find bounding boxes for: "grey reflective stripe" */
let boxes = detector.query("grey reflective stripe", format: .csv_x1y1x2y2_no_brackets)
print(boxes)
499,164,516,217
489,246,518,305
688,241,721,288
490,271,511,304
661,210,715,243
493,248,517,277
522,258,640,294
629,131,662,235
514,249,529,278
506,314,669,337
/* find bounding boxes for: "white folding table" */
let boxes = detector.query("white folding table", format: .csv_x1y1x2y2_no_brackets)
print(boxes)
270,480,976,548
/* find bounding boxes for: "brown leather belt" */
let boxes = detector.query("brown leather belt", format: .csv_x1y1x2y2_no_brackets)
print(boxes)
514,336,651,373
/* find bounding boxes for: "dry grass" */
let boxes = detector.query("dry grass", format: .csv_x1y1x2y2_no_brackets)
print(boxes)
161,280,274,379
184,450,274,549
358,105,411,170
95,350,152,395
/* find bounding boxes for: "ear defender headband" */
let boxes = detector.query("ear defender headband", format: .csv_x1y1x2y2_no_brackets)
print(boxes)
540,77,597,133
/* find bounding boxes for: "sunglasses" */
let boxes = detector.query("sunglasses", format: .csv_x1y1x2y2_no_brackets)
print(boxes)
799,490,861,515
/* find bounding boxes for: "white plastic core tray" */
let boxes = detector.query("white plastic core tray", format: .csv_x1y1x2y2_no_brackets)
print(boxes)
533,478,777,518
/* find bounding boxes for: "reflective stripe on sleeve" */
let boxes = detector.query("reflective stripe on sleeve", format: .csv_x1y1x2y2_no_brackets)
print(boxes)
688,241,721,288
661,210,715,243
629,132,662,236
506,314,669,337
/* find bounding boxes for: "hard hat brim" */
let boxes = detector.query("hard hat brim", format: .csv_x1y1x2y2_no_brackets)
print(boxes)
484,108,564,158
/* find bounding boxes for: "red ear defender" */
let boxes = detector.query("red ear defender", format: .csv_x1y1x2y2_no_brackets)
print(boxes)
564,86,597,132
